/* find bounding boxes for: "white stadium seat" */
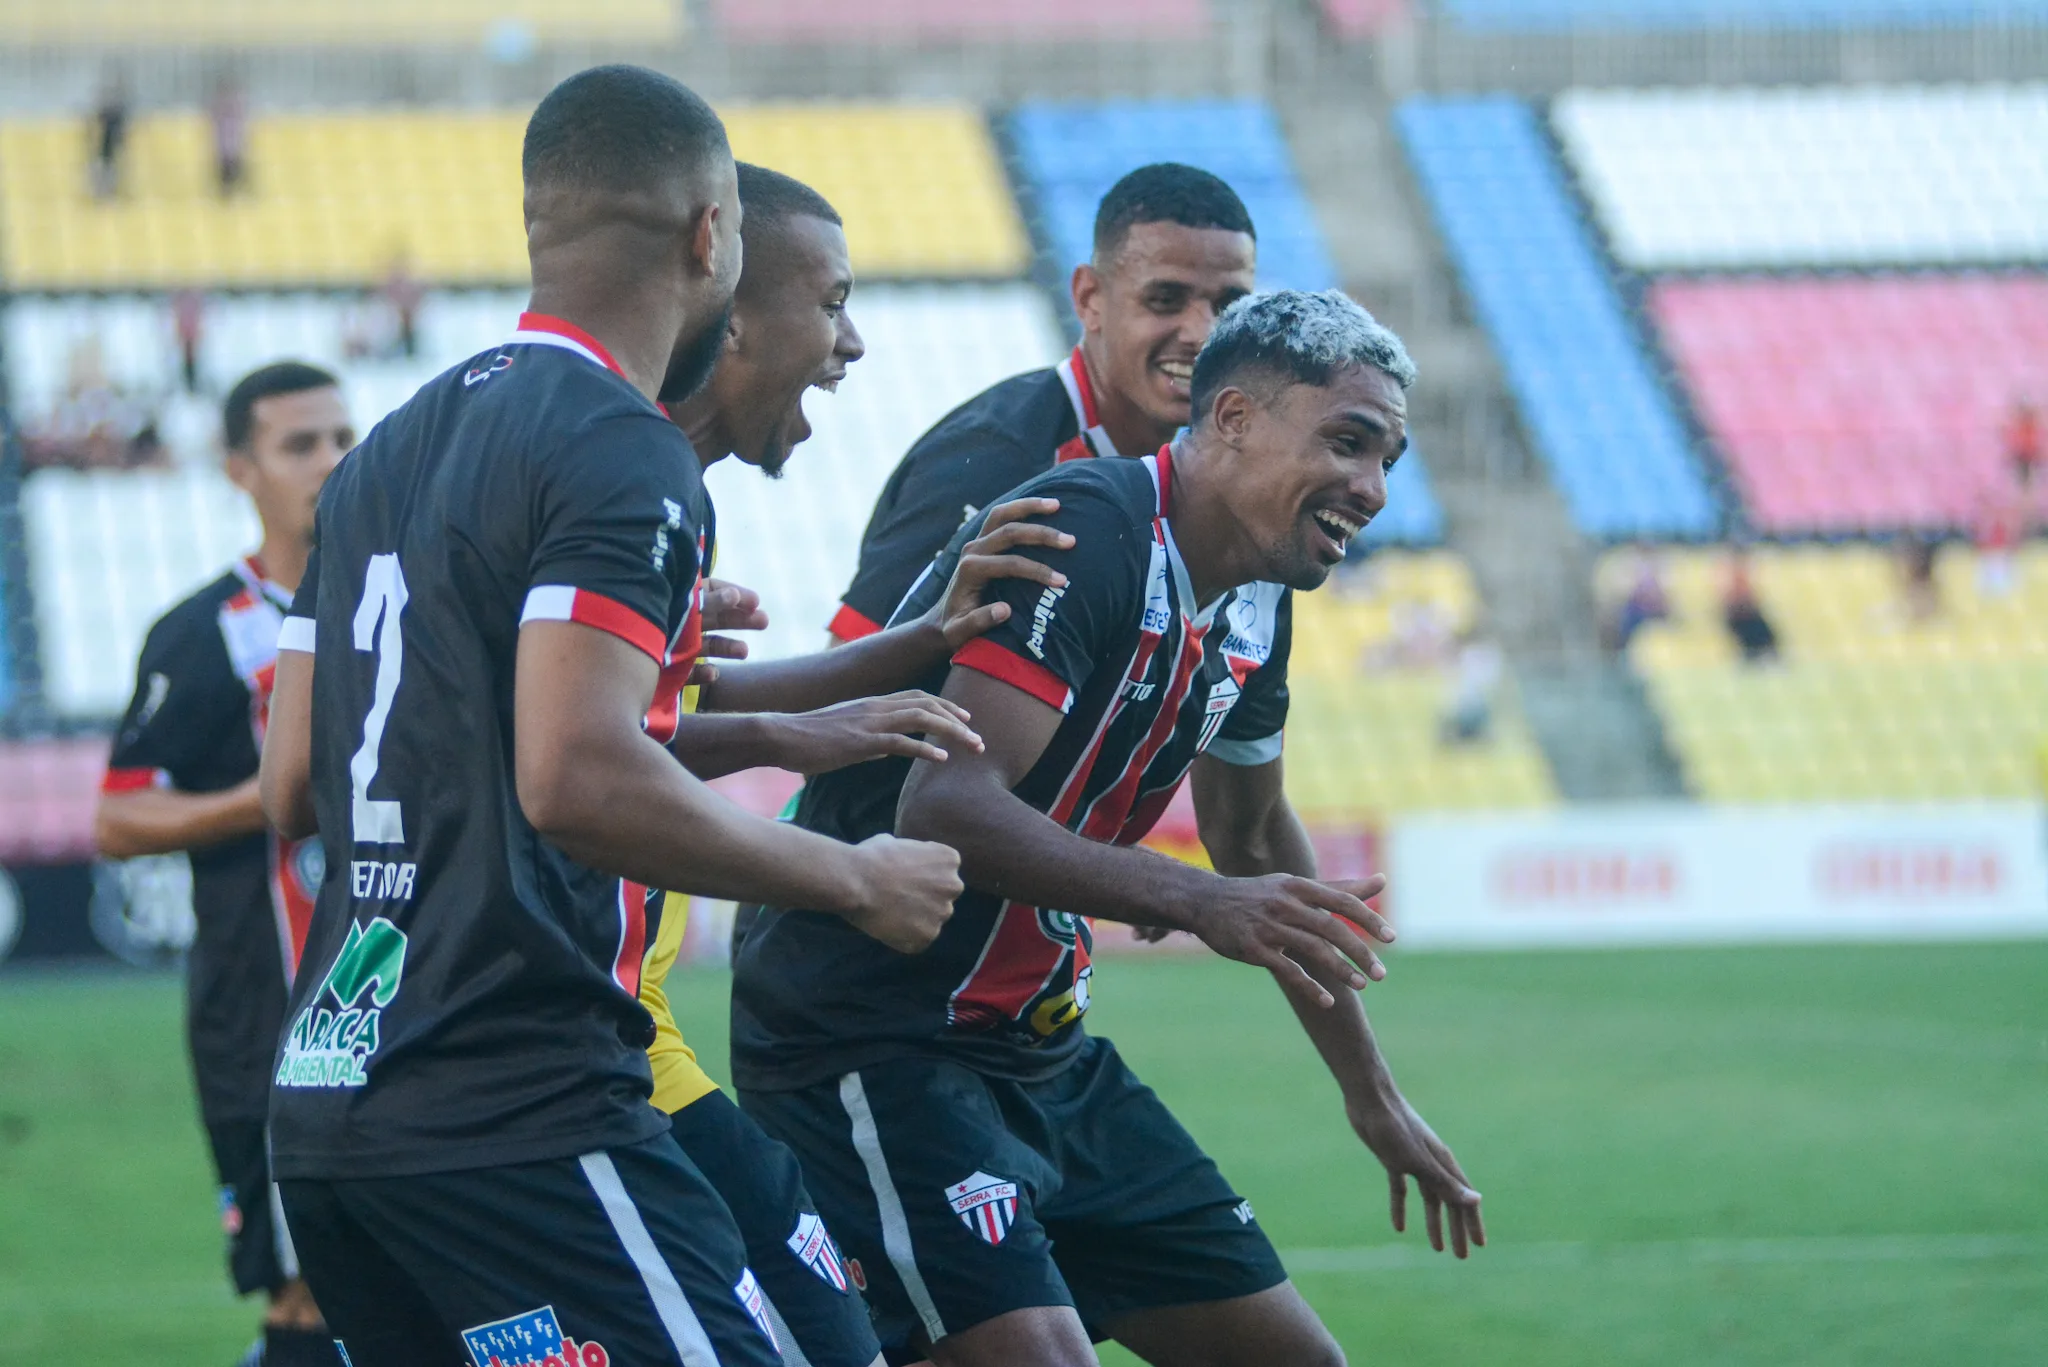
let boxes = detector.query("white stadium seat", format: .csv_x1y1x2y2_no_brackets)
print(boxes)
1553,84,2048,270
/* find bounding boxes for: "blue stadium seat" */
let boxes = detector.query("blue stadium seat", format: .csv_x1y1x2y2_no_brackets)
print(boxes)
1442,0,2048,29
1008,100,1338,292
1396,96,1718,540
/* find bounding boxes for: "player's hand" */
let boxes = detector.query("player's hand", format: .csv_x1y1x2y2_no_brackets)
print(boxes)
775,692,984,776
1348,1088,1484,1259
930,497,1073,651
843,833,961,953
689,579,769,688
1189,873,1394,1009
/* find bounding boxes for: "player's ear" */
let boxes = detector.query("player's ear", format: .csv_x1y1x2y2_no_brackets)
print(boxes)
1210,385,1255,448
1071,262,1104,334
224,445,259,494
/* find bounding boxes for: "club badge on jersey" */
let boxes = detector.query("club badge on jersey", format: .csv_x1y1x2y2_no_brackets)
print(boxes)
946,1171,1021,1246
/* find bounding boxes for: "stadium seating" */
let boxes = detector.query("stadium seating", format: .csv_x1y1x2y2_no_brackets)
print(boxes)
0,0,679,45
1320,0,1413,38
704,284,1068,658
1617,544,2048,801
1554,86,2048,270
1008,101,1338,292
0,740,107,864
1650,274,2048,535
713,0,1205,41
1396,96,1717,539
0,105,1026,288
1284,553,1558,817
22,466,261,717
1442,0,2048,29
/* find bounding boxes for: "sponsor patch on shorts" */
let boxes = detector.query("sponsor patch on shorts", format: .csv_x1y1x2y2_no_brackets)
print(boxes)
460,1304,609,1367
733,1268,780,1350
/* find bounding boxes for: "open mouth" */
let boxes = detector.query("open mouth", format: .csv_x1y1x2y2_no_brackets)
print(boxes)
811,369,846,394
1157,358,1194,396
1309,507,1365,561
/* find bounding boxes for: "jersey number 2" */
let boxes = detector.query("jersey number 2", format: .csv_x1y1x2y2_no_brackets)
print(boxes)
351,554,408,844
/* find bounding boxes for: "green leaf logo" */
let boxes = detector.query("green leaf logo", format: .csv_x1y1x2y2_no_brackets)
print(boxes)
320,916,407,1010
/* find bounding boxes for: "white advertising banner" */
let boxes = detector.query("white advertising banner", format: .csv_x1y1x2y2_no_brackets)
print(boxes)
1390,803,2048,948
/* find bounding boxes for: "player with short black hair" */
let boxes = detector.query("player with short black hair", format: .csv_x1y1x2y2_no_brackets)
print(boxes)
735,291,1483,1367
98,360,352,1367
257,68,967,1367
830,162,1258,645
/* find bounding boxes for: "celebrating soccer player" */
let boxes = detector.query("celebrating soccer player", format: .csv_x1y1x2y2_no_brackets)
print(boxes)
97,362,352,1367
257,67,966,1367
732,291,1484,1367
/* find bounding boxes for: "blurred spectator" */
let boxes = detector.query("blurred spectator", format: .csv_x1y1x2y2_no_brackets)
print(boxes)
22,339,163,470
381,253,423,359
1896,533,1942,623
1364,598,1456,671
208,76,249,198
1720,547,1780,664
2005,398,2041,490
1605,543,1670,652
172,290,206,393
90,74,129,200
1439,627,1502,746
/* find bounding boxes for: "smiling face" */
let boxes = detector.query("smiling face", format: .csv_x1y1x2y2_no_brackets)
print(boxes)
708,213,862,477
1209,362,1407,591
1072,220,1256,442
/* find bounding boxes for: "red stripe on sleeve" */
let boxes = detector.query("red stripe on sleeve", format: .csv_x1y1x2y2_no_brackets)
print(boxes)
101,767,164,794
953,638,1073,713
827,602,883,643
569,591,667,662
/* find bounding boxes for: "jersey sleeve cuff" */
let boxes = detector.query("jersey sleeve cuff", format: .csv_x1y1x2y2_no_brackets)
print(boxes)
101,766,168,794
1203,732,1284,767
953,637,1075,714
827,601,883,643
521,585,667,663
277,615,317,654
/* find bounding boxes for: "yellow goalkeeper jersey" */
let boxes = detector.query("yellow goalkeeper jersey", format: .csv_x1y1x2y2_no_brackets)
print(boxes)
640,888,721,1114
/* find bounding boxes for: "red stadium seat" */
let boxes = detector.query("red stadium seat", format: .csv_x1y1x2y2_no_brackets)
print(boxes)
0,738,108,863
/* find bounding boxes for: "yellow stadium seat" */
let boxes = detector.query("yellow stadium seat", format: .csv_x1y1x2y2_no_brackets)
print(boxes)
1610,544,2048,802
0,0,680,46
0,104,1027,288
1282,553,1558,820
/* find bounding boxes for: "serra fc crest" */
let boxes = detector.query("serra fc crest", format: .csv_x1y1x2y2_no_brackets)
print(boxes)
945,1171,1020,1246
786,1212,851,1293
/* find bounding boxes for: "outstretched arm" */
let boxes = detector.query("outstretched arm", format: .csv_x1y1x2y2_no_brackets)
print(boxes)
896,667,1392,1010
1191,753,1485,1258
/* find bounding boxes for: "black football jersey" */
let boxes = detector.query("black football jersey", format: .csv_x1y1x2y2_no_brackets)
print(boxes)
268,314,711,1180
733,449,1291,1091
103,556,318,1124
830,345,1125,641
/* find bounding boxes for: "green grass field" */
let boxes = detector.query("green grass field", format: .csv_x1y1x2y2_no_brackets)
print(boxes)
3,943,2046,1365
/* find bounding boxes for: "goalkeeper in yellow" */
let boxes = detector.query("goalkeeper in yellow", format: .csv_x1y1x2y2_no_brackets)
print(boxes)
638,164,1073,1367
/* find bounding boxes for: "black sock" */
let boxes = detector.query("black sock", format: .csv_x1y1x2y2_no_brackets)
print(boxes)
264,1325,344,1367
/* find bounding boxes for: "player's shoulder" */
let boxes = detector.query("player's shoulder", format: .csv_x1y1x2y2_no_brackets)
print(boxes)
908,366,1068,464
1011,448,1158,517
145,566,247,647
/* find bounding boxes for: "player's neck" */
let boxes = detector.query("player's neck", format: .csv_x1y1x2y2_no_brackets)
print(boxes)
523,285,680,403
669,393,730,467
1079,338,1177,458
1164,438,1261,608
256,530,310,595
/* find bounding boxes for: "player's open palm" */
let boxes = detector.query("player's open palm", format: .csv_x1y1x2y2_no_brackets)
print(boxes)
1349,1088,1485,1259
846,834,961,953
934,496,1075,649
1193,874,1396,1008
780,691,984,775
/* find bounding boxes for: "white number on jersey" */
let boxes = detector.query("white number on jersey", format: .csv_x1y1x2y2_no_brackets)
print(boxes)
350,554,409,844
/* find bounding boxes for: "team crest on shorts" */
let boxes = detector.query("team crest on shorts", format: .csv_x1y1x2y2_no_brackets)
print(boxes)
460,1304,609,1367
786,1211,851,1293
733,1268,781,1351
945,1171,1020,1246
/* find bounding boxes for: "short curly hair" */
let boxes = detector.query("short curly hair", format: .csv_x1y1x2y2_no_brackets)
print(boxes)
1190,290,1416,425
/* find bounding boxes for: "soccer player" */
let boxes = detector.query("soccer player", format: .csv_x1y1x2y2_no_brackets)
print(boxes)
637,161,1075,1367
732,291,1485,1367
96,361,352,1367
828,162,1256,646
257,67,964,1367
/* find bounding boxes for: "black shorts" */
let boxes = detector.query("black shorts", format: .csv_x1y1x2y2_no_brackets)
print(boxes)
668,1090,880,1367
279,1134,784,1367
739,1035,1286,1355
205,1118,297,1296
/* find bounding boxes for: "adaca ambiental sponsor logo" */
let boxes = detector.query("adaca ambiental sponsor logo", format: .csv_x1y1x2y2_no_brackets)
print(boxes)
276,917,407,1089
786,1211,851,1293
946,1171,1020,1246
461,1304,609,1367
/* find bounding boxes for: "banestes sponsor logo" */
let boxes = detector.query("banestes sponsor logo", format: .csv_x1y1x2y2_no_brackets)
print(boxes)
461,1304,608,1367
275,916,407,1088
